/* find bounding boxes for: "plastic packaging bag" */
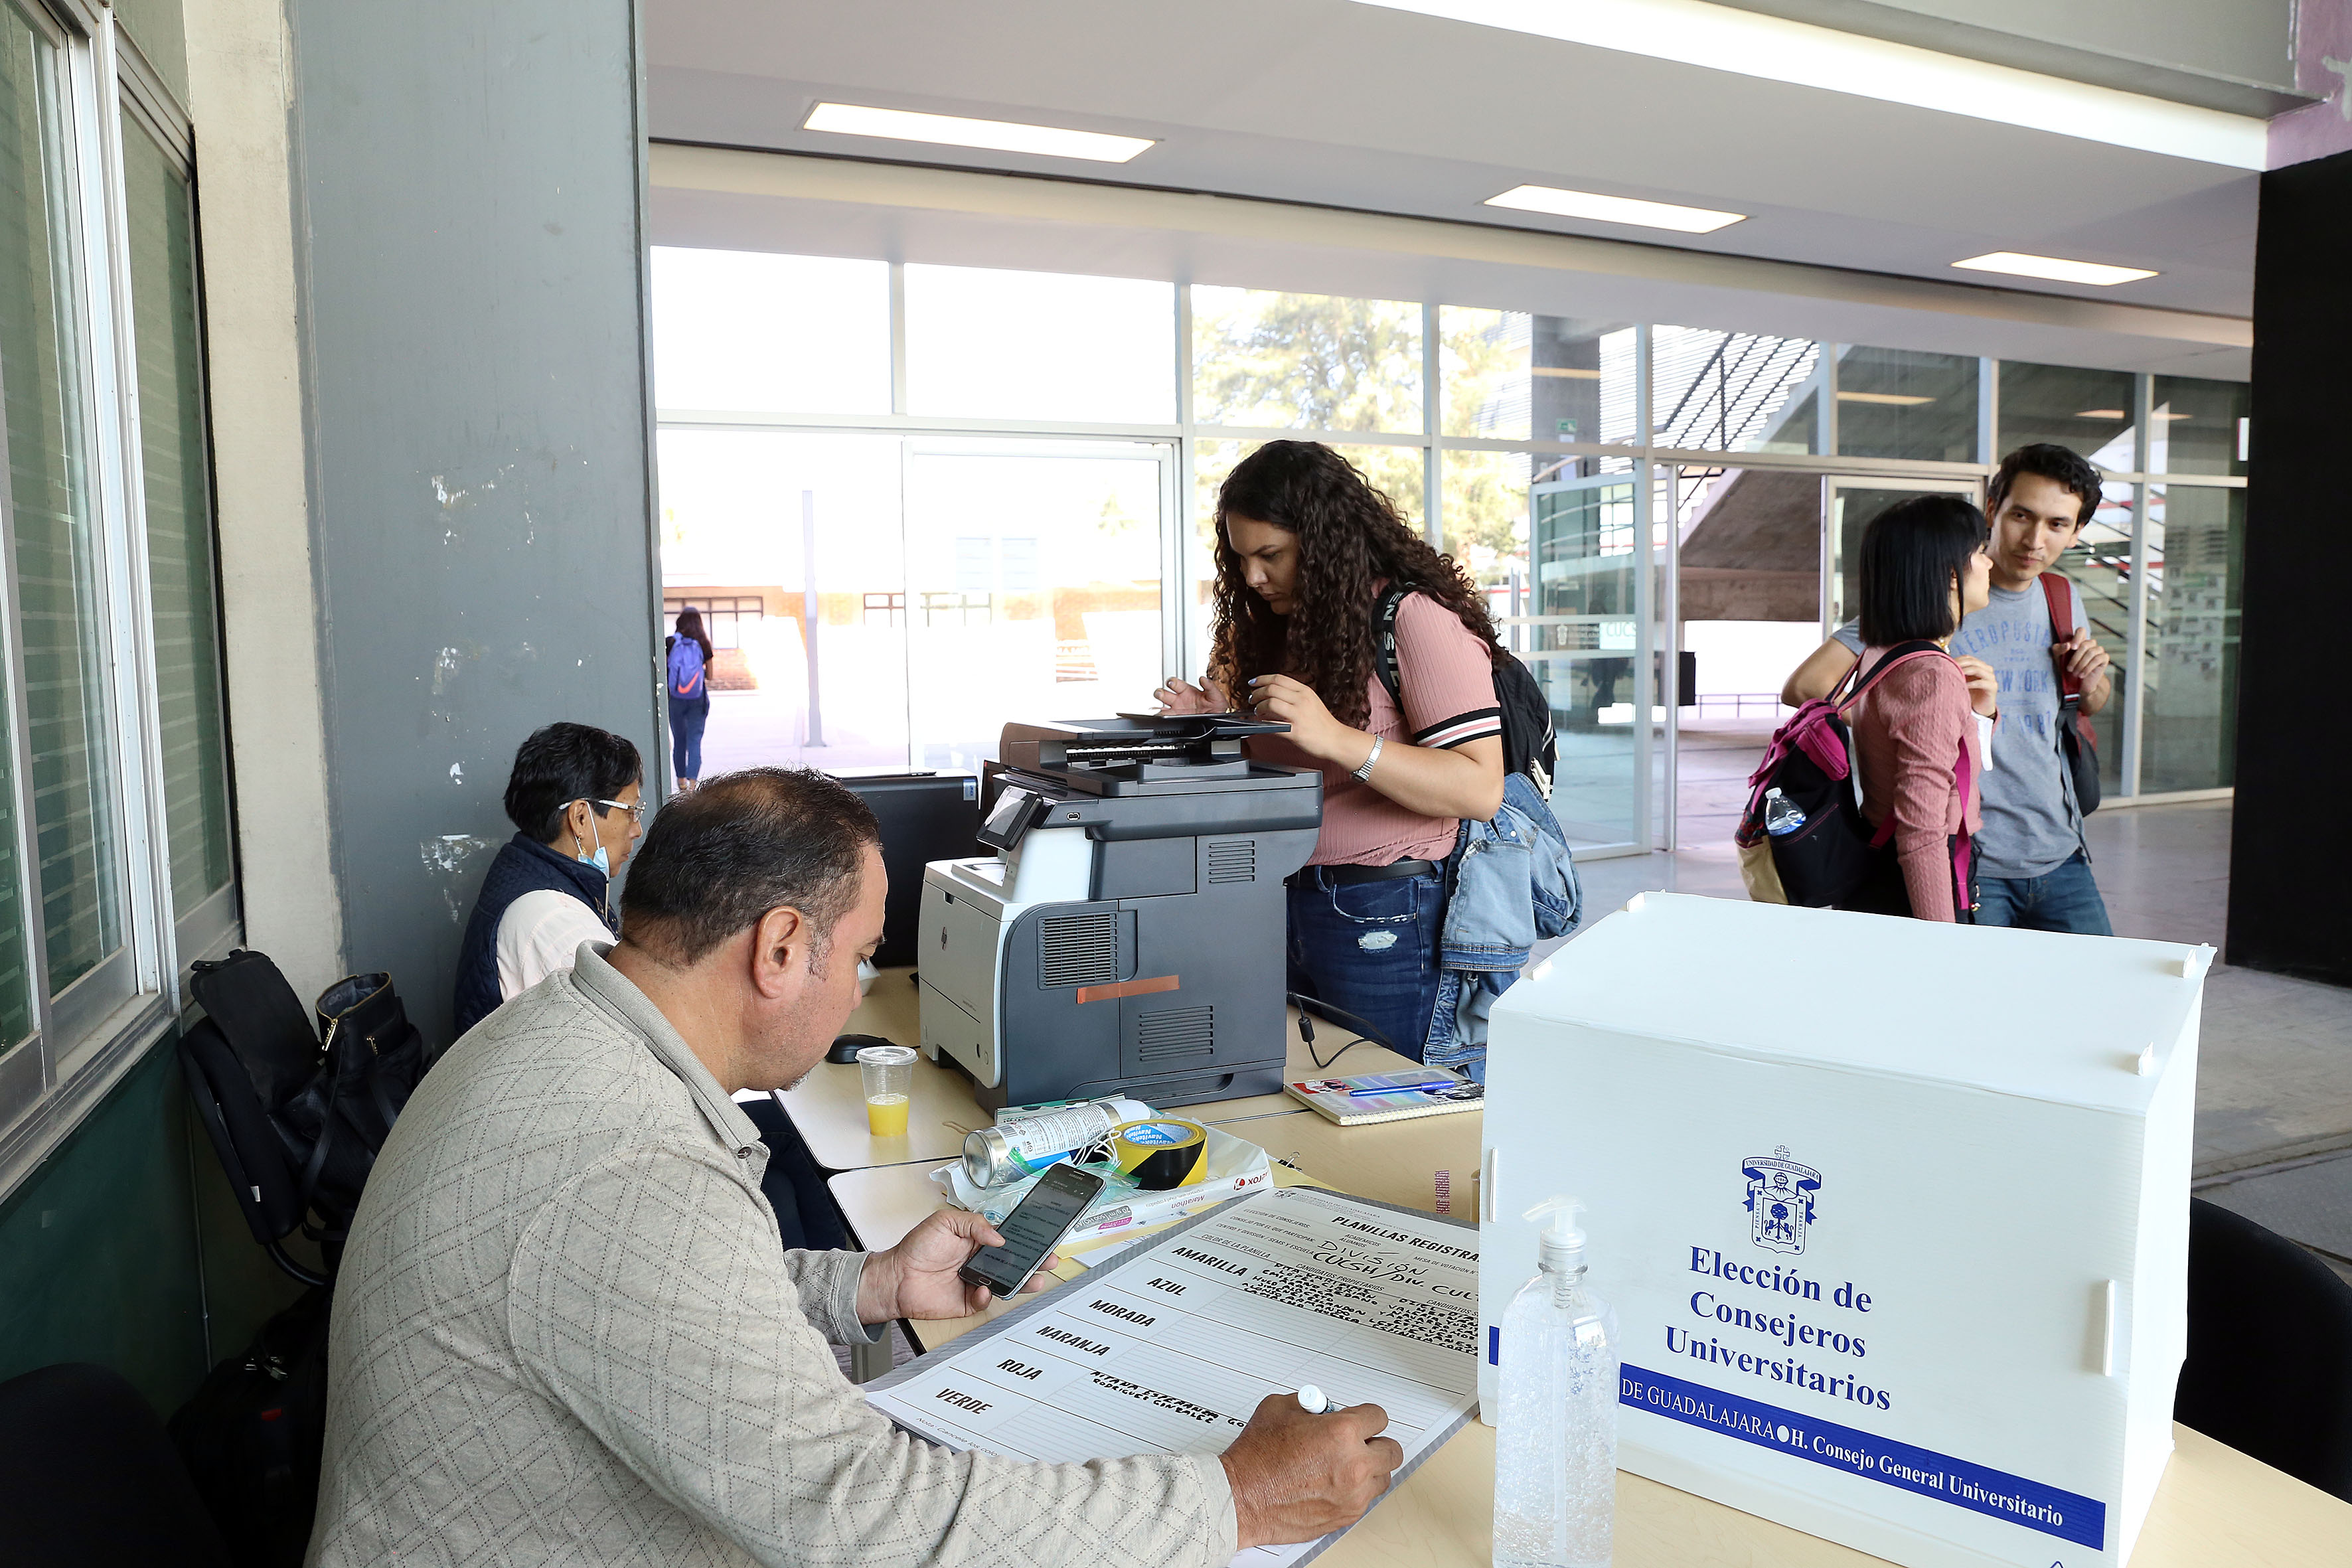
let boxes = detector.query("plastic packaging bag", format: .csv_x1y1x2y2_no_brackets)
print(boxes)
931,1124,1273,1239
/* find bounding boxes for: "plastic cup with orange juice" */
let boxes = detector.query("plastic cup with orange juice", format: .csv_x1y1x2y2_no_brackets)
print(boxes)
856,1044,916,1138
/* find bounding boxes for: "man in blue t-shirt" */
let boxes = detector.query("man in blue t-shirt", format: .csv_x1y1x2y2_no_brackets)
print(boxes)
1780,445,2115,935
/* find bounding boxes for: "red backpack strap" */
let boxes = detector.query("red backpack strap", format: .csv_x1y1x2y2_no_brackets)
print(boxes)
2041,573,2082,704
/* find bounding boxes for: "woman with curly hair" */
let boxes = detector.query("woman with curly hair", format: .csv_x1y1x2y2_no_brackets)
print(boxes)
1157,440,1505,1059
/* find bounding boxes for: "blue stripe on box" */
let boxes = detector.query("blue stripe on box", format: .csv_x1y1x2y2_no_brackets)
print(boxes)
1619,1364,2105,1550
1488,1326,1500,1366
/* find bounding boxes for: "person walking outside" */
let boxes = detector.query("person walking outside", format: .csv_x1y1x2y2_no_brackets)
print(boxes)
1781,445,2114,933
1842,496,1998,923
1156,441,1506,1061
668,605,713,793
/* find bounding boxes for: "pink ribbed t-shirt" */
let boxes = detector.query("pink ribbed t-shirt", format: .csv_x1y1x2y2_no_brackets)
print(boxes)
1247,591,1503,867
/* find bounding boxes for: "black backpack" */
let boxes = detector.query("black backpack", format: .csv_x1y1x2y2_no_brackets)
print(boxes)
167,1288,331,1568
1370,584,1558,799
1734,641,1958,908
181,950,439,1272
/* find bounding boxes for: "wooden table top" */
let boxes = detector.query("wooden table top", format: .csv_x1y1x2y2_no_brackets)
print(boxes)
779,967,1426,1172
830,1107,2352,1568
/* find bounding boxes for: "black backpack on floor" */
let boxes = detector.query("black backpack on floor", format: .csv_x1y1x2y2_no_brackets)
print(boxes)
167,1287,332,1568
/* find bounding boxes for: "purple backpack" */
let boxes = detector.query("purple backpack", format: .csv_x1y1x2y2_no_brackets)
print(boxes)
667,636,705,700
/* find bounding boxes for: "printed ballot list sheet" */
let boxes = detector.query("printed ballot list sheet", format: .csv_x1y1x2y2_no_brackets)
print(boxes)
866,1186,1480,1567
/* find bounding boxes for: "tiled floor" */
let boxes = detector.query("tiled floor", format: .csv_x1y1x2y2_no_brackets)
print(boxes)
1565,792,2352,1281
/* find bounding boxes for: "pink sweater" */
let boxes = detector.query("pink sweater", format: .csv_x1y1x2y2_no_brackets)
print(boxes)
1847,647,1988,922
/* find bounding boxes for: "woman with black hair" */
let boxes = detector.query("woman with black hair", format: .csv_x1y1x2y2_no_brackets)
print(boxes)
453,722,645,1034
668,606,714,792
1157,441,1505,1059
1845,495,1999,923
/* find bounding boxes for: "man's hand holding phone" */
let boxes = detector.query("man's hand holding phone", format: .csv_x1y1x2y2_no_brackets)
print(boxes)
855,1208,1066,1324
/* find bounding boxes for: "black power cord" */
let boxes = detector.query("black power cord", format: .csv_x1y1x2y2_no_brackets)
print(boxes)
1293,1006,1373,1073
1287,992,1471,1079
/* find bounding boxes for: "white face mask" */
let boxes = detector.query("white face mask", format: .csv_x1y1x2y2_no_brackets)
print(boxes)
570,803,610,878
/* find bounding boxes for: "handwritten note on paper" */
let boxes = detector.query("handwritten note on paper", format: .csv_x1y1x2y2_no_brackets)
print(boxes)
865,1186,1479,1567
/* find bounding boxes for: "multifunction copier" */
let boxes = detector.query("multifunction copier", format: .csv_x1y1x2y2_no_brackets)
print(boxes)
917,716,1322,1110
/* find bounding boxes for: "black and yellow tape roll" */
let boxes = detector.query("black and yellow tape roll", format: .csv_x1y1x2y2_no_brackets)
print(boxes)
1109,1119,1208,1190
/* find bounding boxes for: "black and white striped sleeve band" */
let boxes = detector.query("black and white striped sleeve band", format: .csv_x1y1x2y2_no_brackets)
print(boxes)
1412,707,1502,749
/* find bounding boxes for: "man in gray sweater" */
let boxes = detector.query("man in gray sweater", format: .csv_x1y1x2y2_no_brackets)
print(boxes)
310,767,1399,1566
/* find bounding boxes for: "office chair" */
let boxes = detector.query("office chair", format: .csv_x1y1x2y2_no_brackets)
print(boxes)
2176,1196,2352,1502
0,1362,232,1567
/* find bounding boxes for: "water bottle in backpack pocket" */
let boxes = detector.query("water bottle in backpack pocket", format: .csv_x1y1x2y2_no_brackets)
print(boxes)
1735,641,1947,908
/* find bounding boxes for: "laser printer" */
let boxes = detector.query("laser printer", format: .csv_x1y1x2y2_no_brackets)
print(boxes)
917,715,1322,1111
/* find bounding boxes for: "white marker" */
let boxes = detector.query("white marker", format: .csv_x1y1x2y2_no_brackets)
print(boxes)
1296,1384,1329,1414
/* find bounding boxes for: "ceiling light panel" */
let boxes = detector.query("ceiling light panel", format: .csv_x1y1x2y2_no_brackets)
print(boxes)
1486,184,1745,234
1950,252,2159,287
1355,1,2266,169
802,103,1154,164
1836,392,1934,406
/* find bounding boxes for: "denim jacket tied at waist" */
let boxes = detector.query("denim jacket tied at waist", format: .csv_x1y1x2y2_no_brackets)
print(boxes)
1423,771,1581,1077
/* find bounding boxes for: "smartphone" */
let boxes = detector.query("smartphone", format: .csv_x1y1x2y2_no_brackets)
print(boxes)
957,1162,1107,1298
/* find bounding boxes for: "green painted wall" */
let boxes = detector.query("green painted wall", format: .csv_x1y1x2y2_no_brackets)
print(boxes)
0,1041,207,1411
0,1031,305,1416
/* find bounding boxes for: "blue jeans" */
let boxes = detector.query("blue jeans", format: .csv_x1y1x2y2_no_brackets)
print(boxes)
1285,870,1446,1063
670,697,708,783
1973,850,2112,935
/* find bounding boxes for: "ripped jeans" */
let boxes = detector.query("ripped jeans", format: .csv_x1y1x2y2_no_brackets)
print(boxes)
1284,869,1446,1063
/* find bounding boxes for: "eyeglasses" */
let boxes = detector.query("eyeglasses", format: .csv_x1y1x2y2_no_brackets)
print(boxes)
584,798,647,823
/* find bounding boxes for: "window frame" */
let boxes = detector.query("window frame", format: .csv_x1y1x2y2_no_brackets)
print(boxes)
0,0,238,1200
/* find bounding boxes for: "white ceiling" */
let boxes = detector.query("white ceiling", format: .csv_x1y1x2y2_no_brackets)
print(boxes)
644,0,2258,362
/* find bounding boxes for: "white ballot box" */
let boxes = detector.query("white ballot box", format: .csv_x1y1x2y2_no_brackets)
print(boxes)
1479,894,2209,1568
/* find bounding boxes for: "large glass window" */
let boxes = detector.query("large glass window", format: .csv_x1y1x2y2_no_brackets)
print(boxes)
2150,376,2248,479
0,7,236,1170
1529,472,1642,848
2055,483,2136,797
123,121,232,945
0,2,60,1053
649,248,890,415
1998,362,2135,468
1192,287,1421,433
1441,309,1636,445
1835,346,1977,462
656,430,909,775
649,243,2248,856
906,265,1173,424
2140,485,2242,792
2,4,121,1012
1652,327,1819,455
905,442,1168,771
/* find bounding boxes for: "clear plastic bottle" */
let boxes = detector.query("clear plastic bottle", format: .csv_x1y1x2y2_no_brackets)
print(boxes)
1493,1197,1619,1568
1762,787,1807,837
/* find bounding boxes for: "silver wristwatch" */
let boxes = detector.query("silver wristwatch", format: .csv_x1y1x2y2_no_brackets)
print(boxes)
1351,736,1384,781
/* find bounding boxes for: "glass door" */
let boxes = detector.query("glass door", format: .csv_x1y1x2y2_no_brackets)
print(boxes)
903,439,1176,772
1824,478,1984,637
1520,466,1650,855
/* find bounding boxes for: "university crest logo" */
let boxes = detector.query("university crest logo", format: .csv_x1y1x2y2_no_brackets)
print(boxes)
1743,1146,1822,1256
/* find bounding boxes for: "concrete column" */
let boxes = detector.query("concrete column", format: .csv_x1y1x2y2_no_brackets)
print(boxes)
182,0,345,998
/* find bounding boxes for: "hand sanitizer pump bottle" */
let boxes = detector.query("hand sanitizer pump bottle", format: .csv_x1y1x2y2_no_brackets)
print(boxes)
1494,1197,1620,1568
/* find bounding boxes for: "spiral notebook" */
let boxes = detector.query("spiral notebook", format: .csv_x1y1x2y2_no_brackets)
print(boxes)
1283,1069,1483,1126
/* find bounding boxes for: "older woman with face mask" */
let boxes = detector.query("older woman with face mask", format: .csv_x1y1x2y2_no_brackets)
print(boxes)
452,722,647,1036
